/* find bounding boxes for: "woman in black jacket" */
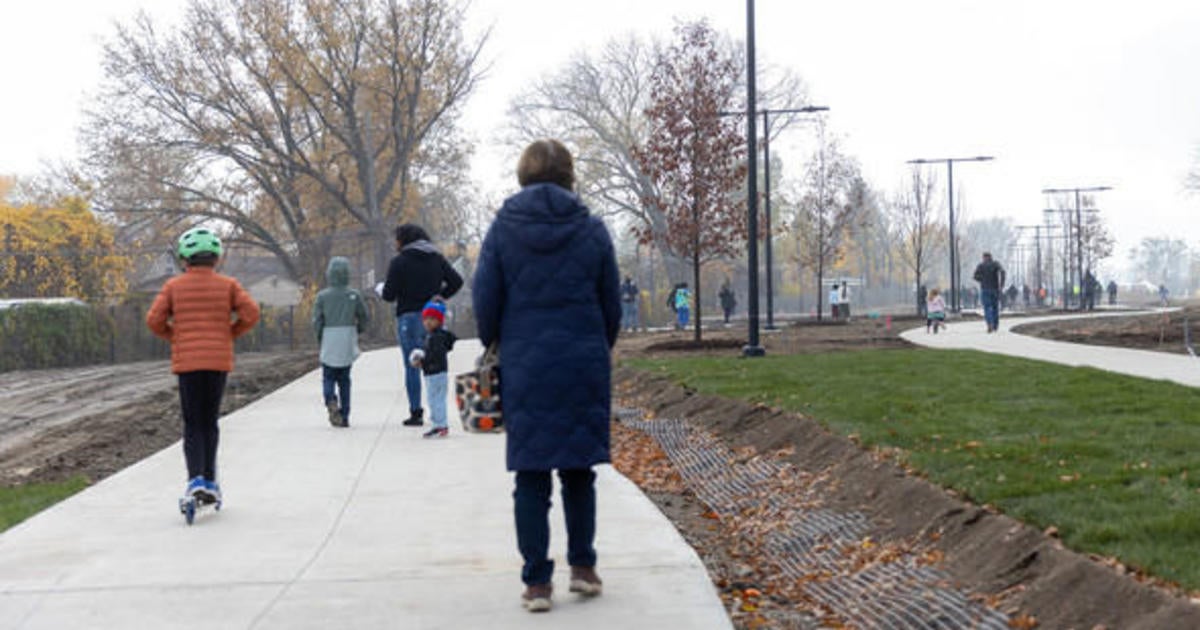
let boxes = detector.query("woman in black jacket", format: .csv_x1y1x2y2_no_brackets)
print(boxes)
381,224,463,426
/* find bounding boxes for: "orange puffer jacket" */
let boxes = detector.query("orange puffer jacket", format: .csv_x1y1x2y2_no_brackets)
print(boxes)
146,267,261,374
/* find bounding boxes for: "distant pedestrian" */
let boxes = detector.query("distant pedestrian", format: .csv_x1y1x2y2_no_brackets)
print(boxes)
473,139,619,612
674,282,692,329
667,283,679,326
1160,284,1170,306
620,276,640,332
1083,270,1097,311
829,283,841,320
1022,284,1031,309
973,252,1006,333
1005,285,1019,311
408,300,456,439
381,224,464,428
926,288,947,334
313,257,369,428
146,227,260,508
719,280,737,325
1107,280,1118,305
840,284,853,320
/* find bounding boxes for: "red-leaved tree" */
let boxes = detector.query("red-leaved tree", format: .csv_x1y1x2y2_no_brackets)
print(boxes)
632,20,746,341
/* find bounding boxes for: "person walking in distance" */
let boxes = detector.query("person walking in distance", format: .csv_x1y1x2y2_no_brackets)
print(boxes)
408,300,456,439
1107,280,1118,306
620,275,640,332
719,280,737,325
674,282,692,330
146,228,260,508
829,283,840,320
926,288,947,333
382,224,463,427
473,139,620,612
973,252,1006,333
313,257,369,428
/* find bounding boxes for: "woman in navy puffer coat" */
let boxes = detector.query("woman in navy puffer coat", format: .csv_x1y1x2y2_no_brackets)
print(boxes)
473,139,621,612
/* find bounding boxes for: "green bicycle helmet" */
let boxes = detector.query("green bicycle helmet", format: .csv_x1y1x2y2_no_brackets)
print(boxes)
177,227,223,260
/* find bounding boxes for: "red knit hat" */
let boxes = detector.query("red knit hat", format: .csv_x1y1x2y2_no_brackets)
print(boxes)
422,300,446,324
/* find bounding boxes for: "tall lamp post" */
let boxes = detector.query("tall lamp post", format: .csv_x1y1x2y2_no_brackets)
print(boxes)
761,106,828,329
905,156,994,312
742,0,764,357
1041,186,1111,311
722,105,830,329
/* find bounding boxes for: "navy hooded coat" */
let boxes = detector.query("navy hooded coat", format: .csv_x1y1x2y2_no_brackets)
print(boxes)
473,183,621,472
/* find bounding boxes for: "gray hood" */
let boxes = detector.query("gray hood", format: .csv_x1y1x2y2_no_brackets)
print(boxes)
326,257,351,289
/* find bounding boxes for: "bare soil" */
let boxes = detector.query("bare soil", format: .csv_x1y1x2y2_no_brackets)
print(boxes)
617,316,915,361
0,352,320,486
611,361,1200,629
1015,306,1200,355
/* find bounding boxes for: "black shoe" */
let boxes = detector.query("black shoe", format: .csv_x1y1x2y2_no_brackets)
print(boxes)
403,409,424,427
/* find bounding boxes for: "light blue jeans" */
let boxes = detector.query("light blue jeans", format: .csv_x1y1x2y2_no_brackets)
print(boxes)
426,372,449,429
396,313,427,413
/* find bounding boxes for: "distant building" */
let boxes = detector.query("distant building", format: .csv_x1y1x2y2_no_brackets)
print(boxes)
220,252,302,308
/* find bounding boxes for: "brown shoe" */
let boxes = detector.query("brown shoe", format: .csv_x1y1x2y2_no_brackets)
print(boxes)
569,566,603,597
522,583,553,612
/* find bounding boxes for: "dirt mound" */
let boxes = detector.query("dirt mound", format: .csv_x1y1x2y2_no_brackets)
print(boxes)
614,366,1200,630
644,338,746,352
617,317,909,359
0,351,320,486
1015,307,1200,355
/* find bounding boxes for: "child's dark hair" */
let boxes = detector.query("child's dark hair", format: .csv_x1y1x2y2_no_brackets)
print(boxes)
186,252,219,267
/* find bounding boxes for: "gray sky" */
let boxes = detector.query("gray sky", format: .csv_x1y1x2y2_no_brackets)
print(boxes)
2,0,1198,277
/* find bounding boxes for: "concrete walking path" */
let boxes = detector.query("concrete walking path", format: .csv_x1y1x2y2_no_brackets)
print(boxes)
0,342,730,629
901,309,1200,388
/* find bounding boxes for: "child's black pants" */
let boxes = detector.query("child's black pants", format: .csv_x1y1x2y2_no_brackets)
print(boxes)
178,370,227,481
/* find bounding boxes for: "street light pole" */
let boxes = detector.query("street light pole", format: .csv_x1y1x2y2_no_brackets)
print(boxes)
1041,186,1112,311
759,105,828,330
743,0,764,357
906,156,995,312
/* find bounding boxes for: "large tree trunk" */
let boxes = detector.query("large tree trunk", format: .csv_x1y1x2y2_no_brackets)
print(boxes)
693,248,702,342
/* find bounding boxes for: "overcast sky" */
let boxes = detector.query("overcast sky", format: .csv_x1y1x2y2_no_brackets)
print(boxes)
2,1,1198,277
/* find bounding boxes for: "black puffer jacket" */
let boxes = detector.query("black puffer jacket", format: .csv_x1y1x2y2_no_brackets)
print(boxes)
381,241,464,315
421,328,457,376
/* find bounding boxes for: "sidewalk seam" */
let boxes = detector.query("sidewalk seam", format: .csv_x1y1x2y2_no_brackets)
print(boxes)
245,388,402,630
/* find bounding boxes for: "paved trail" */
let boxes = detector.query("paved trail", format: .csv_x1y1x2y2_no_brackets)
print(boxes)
901,309,1200,388
0,343,729,630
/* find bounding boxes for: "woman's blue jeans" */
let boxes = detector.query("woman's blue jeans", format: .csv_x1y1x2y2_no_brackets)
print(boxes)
514,468,597,586
396,313,427,413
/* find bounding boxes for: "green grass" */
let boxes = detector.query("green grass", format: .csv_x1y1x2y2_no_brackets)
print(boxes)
632,349,1200,589
0,476,89,532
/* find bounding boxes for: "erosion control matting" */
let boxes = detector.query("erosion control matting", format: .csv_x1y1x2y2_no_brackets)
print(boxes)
615,367,1200,630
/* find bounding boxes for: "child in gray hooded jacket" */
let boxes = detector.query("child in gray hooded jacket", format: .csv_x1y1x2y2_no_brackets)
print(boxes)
313,257,370,427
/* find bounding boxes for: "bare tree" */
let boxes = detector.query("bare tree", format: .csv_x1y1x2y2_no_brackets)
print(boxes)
1188,145,1200,194
789,124,861,321
1130,236,1189,292
81,0,487,284
507,32,808,262
891,165,943,314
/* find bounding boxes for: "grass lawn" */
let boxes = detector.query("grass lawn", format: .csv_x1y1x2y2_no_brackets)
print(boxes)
632,348,1200,590
0,477,89,533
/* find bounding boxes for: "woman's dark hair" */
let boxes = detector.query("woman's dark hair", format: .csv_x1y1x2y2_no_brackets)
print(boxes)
517,139,575,190
395,223,431,246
